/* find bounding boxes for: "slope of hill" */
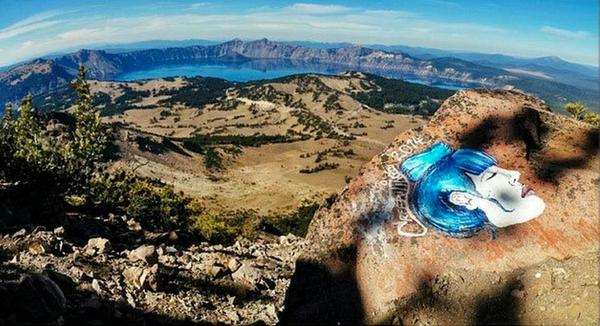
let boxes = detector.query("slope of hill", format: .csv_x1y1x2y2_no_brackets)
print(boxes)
32,72,452,213
2,39,597,112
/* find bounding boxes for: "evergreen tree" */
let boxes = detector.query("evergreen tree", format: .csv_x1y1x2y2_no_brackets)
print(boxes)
70,66,108,185
14,94,45,167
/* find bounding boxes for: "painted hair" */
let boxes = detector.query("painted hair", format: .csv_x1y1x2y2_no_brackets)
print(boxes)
400,142,497,237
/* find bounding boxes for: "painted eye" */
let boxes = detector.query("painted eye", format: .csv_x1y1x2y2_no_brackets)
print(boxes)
485,172,497,181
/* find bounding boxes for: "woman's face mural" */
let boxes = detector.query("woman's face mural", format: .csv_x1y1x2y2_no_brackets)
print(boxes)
399,142,545,237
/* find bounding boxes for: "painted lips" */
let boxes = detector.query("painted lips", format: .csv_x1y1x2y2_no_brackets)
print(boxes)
521,185,534,198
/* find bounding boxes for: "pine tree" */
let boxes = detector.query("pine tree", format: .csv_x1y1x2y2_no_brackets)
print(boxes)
14,94,45,167
0,103,16,177
70,65,108,185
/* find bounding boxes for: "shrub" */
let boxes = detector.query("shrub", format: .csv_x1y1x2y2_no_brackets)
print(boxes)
565,102,587,120
189,202,322,244
90,171,190,231
565,102,600,128
203,147,223,170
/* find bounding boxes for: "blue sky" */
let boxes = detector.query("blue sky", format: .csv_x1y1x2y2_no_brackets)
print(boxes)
0,0,597,66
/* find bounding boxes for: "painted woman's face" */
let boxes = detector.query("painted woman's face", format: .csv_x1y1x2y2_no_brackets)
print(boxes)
466,166,545,228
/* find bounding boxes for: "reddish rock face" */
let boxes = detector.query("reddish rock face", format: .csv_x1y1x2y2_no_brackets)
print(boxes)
282,89,599,324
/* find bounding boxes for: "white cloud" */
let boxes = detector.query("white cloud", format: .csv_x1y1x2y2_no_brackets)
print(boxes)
59,28,101,41
20,41,34,50
9,10,63,28
541,26,590,40
285,3,351,14
0,19,62,41
189,2,209,9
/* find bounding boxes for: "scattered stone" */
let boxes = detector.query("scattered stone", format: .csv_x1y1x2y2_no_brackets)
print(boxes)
226,310,240,323
28,241,49,255
231,263,263,291
92,279,103,295
84,237,112,256
123,267,147,290
165,246,178,254
168,231,179,242
13,229,27,237
145,264,162,292
208,265,227,279
128,245,158,265
227,258,242,272
53,227,65,236
127,220,142,232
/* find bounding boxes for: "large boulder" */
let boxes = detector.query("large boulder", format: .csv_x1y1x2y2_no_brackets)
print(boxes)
128,244,158,265
84,237,112,256
282,90,599,324
16,273,66,323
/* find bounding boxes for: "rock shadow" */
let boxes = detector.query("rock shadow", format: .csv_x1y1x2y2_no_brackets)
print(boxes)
280,245,363,325
474,277,523,325
457,107,598,183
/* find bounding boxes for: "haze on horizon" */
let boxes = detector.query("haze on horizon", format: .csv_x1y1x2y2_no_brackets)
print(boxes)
0,0,597,67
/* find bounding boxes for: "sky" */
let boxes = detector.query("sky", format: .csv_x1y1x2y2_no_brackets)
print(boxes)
0,0,597,67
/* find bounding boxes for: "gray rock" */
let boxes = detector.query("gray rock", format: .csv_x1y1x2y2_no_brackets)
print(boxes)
145,264,162,292
53,226,65,236
208,265,227,279
231,263,263,291
91,279,103,295
128,245,158,265
127,219,142,232
12,228,27,237
227,258,242,272
84,237,112,255
226,310,240,323
122,264,164,292
28,241,50,255
122,266,147,290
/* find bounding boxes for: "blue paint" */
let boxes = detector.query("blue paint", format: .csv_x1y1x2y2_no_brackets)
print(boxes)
400,142,497,237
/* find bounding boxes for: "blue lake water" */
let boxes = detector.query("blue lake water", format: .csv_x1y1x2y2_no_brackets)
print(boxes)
115,59,467,90
117,63,339,83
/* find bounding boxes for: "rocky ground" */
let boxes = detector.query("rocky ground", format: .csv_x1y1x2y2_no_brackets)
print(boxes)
0,213,305,325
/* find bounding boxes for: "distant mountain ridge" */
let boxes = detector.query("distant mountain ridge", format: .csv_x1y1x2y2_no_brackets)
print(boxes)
0,38,597,112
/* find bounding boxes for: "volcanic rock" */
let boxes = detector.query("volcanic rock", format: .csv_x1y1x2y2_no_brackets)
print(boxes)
232,263,263,292
128,245,158,265
282,89,600,324
84,237,112,255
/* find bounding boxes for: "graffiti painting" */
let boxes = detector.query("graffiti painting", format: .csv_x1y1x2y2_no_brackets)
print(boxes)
399,142,545,238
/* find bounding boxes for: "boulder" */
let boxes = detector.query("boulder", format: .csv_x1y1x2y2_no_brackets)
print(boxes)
16,273,66,323
122,266,147,290
128,245,158,265
53,226,65,236
282,90,600,324
227,257,242,272
84,237,112,255
122,264,166,292
27,241,50,255
232,263,263,292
